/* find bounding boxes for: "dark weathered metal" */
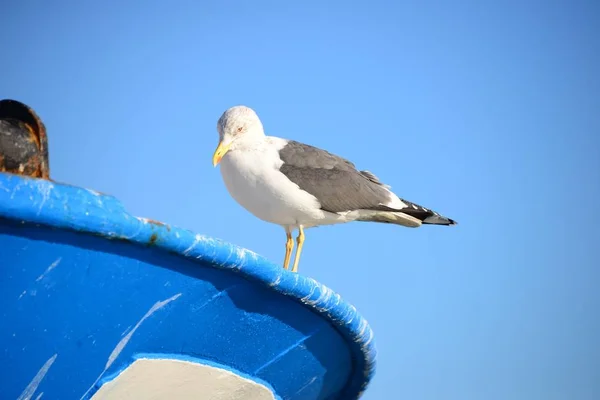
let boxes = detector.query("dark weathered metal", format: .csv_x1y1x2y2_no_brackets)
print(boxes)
0,99,50,179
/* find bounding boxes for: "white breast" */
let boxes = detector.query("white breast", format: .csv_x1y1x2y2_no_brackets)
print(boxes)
219,140,326,228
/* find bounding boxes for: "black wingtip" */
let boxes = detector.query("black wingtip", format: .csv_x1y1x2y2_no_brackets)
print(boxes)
421,214,457,226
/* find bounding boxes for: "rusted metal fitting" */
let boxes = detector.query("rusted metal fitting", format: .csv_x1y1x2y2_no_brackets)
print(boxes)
0,99,50,179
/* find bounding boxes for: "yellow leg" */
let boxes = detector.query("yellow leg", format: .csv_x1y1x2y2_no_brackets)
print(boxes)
291,226,305,273
283,231,294,270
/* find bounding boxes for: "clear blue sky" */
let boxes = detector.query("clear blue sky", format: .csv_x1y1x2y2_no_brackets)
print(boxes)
3,1,599,399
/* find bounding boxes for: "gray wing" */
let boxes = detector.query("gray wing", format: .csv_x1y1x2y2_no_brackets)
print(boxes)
277,140,394,213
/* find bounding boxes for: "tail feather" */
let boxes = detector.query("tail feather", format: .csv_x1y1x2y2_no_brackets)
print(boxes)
422,214,456,225
356,210,423,227
356,198,457,227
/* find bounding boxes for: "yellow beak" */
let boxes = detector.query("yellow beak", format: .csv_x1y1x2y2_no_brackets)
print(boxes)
212,141,231,167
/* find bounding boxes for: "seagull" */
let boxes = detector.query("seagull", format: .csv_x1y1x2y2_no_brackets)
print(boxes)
212,106,456,273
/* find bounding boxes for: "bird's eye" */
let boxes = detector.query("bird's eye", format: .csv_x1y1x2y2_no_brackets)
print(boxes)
237,127,244,133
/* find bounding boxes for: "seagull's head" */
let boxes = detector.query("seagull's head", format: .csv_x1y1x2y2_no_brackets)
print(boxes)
213,105,265,166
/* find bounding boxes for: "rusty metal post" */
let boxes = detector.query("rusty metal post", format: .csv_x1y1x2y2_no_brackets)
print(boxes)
0,99,50,179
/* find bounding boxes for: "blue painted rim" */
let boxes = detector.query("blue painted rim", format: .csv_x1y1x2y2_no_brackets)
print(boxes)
0,172,377,399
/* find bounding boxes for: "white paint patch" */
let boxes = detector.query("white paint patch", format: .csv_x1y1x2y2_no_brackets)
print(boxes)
17,353,57,400
18,290,27,299
36,258,62,282
90,358,275,400
79,293,182,400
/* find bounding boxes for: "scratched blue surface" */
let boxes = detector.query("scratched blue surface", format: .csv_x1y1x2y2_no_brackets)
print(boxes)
0,172,376,399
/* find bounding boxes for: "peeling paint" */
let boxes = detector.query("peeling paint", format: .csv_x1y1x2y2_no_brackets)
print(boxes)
294,377,317,396
85,188,101,196
254,327,321,374
183,234,202,255
17,353,57,400
106,293,182,369
300,286,318,303
269,274,283,287
79,293,182,400
36,183,53,216
36,257,61,281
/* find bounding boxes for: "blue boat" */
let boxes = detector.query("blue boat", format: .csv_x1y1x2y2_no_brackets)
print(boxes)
0,172,377,399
